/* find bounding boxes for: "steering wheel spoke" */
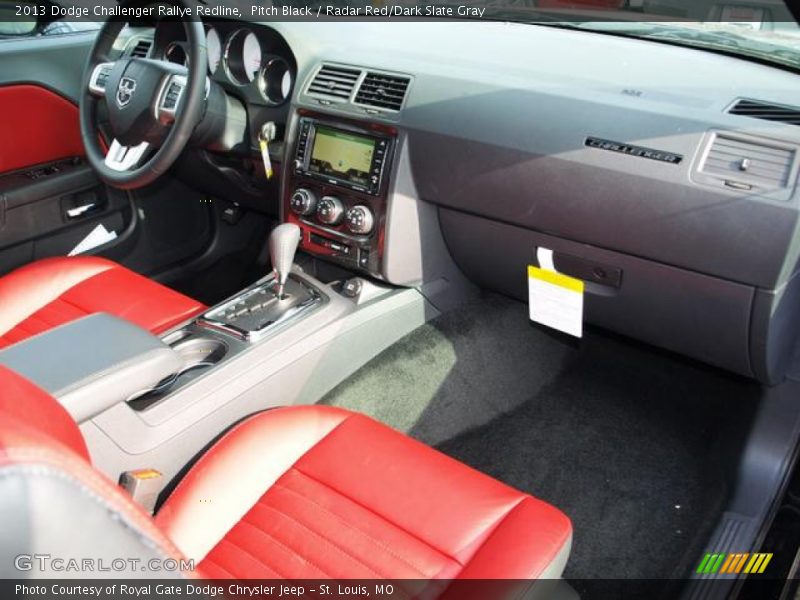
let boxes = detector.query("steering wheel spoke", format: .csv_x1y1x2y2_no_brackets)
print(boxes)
104,139,150,172
88,62,116,98
79,5,206,189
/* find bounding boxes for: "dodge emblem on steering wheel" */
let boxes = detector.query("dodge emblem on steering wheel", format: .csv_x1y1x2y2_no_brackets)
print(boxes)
116,77,137,108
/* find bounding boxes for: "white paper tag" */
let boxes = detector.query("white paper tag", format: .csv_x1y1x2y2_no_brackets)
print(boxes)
68,224,118,256
528,249,584,338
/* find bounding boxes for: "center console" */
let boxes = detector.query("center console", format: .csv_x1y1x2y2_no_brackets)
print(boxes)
283,111,397,277
54,106,468,496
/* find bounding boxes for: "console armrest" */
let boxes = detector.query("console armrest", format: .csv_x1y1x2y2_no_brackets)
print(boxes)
0,314,181,422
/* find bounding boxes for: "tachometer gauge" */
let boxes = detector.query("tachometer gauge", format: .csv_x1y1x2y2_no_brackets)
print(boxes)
257,57,293,105
223,29,262,85
206,27,221,74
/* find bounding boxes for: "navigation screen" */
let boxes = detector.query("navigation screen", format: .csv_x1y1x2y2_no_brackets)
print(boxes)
308,126,375,187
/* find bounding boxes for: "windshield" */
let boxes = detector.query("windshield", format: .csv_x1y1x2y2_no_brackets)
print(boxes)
7,0,800,70
483,1,800,70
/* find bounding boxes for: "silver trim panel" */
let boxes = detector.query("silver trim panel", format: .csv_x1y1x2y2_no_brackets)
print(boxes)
104,139,150,172
88,62,115,97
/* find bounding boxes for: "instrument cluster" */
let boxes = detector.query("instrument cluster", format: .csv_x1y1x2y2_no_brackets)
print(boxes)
157,22,295,107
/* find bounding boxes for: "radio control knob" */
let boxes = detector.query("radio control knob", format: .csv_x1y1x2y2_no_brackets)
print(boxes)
345,205,375,235
290,188,317,216
317,196,345,226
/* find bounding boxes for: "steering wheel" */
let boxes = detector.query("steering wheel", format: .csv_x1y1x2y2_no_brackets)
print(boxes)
79,2,207,190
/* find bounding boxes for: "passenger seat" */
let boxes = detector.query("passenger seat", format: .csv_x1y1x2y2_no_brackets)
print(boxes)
0,365,572,584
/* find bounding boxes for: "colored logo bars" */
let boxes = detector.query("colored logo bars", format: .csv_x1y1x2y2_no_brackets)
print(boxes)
696,552,773,575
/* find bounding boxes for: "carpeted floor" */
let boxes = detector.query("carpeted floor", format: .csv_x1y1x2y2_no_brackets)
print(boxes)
321,293,761,585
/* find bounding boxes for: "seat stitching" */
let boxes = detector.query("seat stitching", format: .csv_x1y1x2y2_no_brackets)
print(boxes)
56,297,92,313
24,313,64,329
449,496,542,572
0,261,115,337
201,555,242,579
212,542,322,600
253,500,391,579
162,411,353,516
8,320,39,336
237,519,336,578
216,538,294,579
291,466,465,568
273,478,439,576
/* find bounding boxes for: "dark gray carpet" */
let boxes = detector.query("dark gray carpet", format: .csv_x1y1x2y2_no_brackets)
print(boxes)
321,293,760,583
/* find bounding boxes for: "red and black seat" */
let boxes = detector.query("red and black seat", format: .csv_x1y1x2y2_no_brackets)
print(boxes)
0,365,572,584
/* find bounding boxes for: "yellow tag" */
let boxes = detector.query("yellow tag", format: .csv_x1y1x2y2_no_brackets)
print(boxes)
129,468,162,480
527,265,584,293
528,265,584,337
259,139,273,180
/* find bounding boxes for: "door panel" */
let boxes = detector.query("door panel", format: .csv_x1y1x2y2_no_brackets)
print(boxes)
0,32,96,101
0,31,129,274
0,30,215,281
0,85,84,174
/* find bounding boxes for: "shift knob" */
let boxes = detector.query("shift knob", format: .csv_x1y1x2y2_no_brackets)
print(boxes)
269,223,301,297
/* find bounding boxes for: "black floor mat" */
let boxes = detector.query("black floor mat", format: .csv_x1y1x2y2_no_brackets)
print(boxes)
436,334,760,583
323,293,761,587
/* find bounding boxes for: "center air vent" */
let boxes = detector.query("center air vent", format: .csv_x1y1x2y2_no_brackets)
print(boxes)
307,65,360,103
729,99,800,127
699,132,797,192
129,39,152,58
355,72,410,112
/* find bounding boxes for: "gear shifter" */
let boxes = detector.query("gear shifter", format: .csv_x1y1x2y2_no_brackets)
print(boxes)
269,223,301,298
201,222,321,341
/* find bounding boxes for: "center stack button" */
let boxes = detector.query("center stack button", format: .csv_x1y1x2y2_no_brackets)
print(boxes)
317,196,345,225
290,188,317,216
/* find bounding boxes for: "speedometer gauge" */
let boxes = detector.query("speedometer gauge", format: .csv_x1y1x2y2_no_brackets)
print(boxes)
206,28,221,74
241,33,261,82
223,29,262,86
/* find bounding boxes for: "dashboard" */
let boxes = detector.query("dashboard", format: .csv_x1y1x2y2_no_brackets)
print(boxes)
133,19,800,384
152,20,296,141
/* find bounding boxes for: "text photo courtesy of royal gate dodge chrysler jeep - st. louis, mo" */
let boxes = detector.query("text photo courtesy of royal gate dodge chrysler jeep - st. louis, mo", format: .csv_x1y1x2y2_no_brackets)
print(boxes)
2,1,800,600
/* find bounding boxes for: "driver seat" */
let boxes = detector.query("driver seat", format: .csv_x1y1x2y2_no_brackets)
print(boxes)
0,256,205,349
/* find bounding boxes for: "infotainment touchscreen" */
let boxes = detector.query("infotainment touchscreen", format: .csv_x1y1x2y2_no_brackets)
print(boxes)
308,126,376,187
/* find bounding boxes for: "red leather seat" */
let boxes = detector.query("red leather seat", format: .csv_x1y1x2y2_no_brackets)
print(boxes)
0,366,572,583
0,256,205,348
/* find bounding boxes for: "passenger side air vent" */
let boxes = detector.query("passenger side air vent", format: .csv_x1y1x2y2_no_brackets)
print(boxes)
729,99,800,127
129,39,152,58
355,72,410,112
697,132,798,193
307,65,361,103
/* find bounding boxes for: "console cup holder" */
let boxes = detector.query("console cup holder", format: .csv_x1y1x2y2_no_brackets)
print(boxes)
128,332,229,408
171,336,228,371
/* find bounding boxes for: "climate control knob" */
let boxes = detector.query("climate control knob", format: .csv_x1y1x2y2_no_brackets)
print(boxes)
317,196,345,226
345,205,375,235
290,188,317,216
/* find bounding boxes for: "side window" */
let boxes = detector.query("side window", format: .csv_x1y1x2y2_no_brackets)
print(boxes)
40,21,103,36
0,2,101,38
0,2,38,37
